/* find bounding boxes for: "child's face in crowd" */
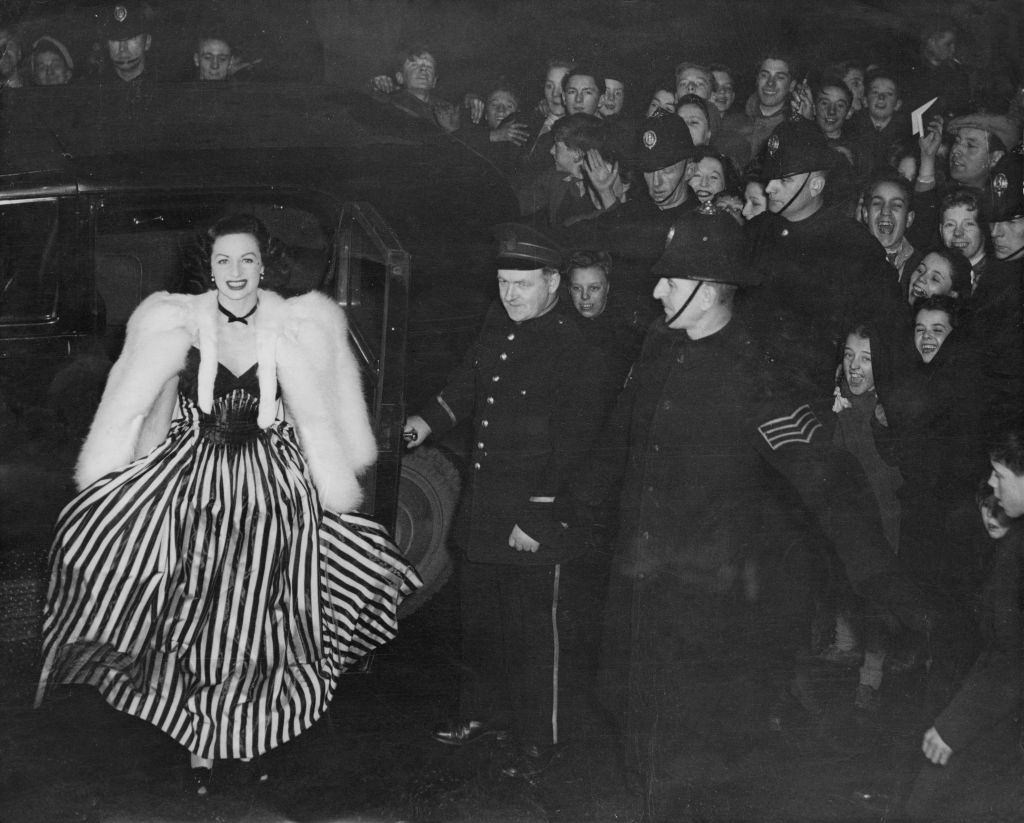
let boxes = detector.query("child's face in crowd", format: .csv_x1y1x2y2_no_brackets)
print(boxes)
842,333,875,395
980,501,1011,540
914,308,953,363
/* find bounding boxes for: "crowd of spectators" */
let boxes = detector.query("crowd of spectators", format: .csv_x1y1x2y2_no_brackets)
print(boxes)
4,2,1023,818
372,16,1024,821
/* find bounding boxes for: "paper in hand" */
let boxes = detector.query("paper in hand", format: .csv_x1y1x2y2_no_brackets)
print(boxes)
911,97,939,136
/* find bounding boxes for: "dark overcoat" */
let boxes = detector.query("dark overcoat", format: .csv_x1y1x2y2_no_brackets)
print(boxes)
420,300,609,565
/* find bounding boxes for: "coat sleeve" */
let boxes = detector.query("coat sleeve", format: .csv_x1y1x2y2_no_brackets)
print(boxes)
418,304,505,437
276,292,376,513
750,389,935,633
934,534,1023,752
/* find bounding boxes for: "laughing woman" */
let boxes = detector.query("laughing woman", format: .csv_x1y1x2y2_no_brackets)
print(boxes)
36,213,420,795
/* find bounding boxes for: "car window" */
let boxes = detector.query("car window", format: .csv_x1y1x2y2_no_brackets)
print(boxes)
0,199,61,324
94,194,334,331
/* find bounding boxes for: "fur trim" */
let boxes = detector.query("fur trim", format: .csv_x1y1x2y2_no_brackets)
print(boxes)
276,292,376,512
75,292,196,488
76,290,376,514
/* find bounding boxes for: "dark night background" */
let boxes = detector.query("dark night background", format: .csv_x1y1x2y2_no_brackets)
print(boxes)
0,1,1022,821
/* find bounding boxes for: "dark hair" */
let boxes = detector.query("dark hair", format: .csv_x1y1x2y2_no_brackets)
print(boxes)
707,63,734,82
394,43,436,74
975,477,1002,511
486,79,521,110
816,72,853,106
690,148,742,197
564,249,612,279
939,187,992,253
865,68,899,95
562,66,605,97
988,424,1024,475
551,113,607,155
987,132,1008,155
887,137,920,173
545,56,575,75
674,61,715,90
756,49,799,82
912,293,960,327
675,93,710,120
187,213,279,291
862,170,913,208
844,322,875,343
917,246,973,297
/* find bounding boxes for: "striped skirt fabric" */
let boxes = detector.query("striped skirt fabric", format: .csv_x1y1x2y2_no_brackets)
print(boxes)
36,396,421,760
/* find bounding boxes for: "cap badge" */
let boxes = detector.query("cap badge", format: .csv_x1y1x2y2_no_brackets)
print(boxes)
114,4,128,22
500,231,518,254
993,173,1008,195
642,130,657,150
767,133,780,157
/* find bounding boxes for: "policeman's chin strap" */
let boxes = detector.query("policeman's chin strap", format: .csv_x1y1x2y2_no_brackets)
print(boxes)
655,173,687,208
662,279,703,328
774,171,811,219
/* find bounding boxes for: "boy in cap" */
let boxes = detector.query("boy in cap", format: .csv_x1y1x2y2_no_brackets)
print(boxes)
30,35,73,86
404,224,610,774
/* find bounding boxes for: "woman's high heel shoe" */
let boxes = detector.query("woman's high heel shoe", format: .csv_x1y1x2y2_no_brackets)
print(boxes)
190,765,212,796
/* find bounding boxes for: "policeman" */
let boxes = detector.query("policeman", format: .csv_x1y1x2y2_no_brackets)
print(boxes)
580,209,931,819
562,113,699,307
404,224,609,770
95,1,153,84
743,117,900,408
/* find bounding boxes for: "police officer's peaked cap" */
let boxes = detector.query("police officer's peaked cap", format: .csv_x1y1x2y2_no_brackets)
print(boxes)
760,118,836,181
494,223,563,270
101,1,148,40
651,208,761,286
948,113,1022,153
632,115,697,172
987,152,1024,222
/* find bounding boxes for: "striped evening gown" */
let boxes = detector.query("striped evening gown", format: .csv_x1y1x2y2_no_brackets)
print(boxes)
36,351,420,759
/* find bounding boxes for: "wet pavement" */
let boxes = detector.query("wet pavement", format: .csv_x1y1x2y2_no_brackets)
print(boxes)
0,570,969,823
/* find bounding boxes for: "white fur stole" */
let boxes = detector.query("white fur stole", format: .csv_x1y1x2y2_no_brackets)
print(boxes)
75,290,376,513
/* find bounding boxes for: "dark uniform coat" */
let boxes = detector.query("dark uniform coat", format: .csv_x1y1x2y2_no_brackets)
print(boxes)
420,301,608,564
743,205,902,406
581,316,911,814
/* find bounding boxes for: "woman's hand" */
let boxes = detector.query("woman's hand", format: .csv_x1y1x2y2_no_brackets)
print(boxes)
490,120,529,145
922,727,953,765
583,149,622,209
463,93,485,124
917,115,943,189
370,74,396,95
790,79,814,120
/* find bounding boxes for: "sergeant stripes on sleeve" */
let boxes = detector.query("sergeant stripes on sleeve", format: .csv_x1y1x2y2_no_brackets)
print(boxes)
757,404,822,450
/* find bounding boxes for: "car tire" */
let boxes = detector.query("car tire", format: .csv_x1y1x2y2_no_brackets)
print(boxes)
393,445,460,618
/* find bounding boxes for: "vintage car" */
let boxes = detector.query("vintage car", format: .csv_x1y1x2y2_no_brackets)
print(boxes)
0,82,518,635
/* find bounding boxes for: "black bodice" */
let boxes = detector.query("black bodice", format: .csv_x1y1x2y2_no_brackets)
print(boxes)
179,347,268,444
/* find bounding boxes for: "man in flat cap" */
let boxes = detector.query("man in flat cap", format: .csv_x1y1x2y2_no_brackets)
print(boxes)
576,210,932,820
404,224,610,773
910,111,1021,248
744,117,898,404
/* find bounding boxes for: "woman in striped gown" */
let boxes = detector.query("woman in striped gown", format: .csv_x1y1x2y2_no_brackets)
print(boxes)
36,213,420,794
